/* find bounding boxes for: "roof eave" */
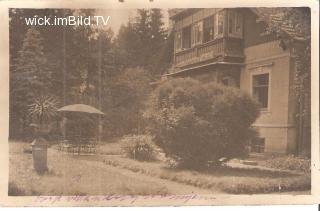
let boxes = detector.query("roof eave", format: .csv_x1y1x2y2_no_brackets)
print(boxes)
166,62,244,77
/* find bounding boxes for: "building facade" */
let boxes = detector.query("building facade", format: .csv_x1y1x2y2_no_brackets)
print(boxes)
167,8,310,154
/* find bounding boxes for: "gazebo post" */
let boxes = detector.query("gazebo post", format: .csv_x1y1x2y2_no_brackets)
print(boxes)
98,122,103,142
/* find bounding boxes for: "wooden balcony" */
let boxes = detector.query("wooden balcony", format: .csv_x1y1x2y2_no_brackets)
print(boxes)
174,38,244,69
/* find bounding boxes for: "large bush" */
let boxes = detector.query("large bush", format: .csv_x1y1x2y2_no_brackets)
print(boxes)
144,78,260,169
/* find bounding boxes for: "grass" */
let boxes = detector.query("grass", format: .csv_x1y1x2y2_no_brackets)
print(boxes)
10,140,311,195
101,147,311,194
9,141,172,196
221,174,311,194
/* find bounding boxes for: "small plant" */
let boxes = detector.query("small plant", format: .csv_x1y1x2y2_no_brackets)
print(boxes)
28,95,59,138
121,135,157,161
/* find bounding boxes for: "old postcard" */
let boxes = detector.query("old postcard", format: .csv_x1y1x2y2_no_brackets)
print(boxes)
0,0,319,207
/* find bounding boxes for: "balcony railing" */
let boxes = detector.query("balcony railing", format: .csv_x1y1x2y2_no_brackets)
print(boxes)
174,38,243,68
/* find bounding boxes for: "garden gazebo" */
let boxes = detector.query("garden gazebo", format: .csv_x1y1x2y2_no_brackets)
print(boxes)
57,104,104,154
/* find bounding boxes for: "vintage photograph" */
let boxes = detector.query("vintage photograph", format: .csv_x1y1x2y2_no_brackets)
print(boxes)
8,7,312,198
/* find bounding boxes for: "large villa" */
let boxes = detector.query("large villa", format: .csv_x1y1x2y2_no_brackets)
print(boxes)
165,8,310,155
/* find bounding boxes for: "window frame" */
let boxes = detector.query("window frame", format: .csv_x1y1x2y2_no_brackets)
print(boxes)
174,9,232,51
228,10,243,38
191,21,203,47
214,10,224,39
181,25,192,50
203,15,215,43
250,66,271,111
174,30,182,52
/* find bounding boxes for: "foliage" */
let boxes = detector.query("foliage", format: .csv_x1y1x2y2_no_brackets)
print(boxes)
28,95,59,125
103,153,310,194
10,27,48,106
115,9,169,75
9,9,170,139
144,78,260,169
103,67,152,137
27,95,60,138
264,155,310,173
121,135,157,161
10,27,52,139
222,173,310,194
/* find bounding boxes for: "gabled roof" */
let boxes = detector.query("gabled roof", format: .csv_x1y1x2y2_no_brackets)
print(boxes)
168,9,199,19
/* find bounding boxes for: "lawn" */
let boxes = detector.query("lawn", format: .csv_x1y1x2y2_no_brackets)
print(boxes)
99,141,311,194
9,141,212,196
9,141,310,196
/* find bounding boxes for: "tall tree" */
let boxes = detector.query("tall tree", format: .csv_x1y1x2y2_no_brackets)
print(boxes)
148,9,168,75
115,9,168,76
10,27,51,138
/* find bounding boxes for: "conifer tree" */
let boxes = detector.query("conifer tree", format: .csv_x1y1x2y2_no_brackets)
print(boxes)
115,9,168,75
10,27,51,137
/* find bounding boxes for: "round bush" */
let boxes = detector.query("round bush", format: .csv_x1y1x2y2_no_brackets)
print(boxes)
121,135,157,161
144,78,260,169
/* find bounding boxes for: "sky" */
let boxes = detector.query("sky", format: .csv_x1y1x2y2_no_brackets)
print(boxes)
96,9,169,34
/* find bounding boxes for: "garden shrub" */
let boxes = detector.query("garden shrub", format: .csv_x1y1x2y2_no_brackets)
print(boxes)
144,78,260,169
221,174,311,194
121,135,157,161
264,155,311,173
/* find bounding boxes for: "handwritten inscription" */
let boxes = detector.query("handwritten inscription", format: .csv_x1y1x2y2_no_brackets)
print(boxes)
71,174,82,183
34,194,217,204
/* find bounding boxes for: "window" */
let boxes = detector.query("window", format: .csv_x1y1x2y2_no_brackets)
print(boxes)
174,30,182,51
252,73,269,109
228,11,236,34
235,13,243,34
215,11,224,38
191,21,203,46
228,10,243,37
251,137,265,153
182,26,191,49
203,15,214,43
